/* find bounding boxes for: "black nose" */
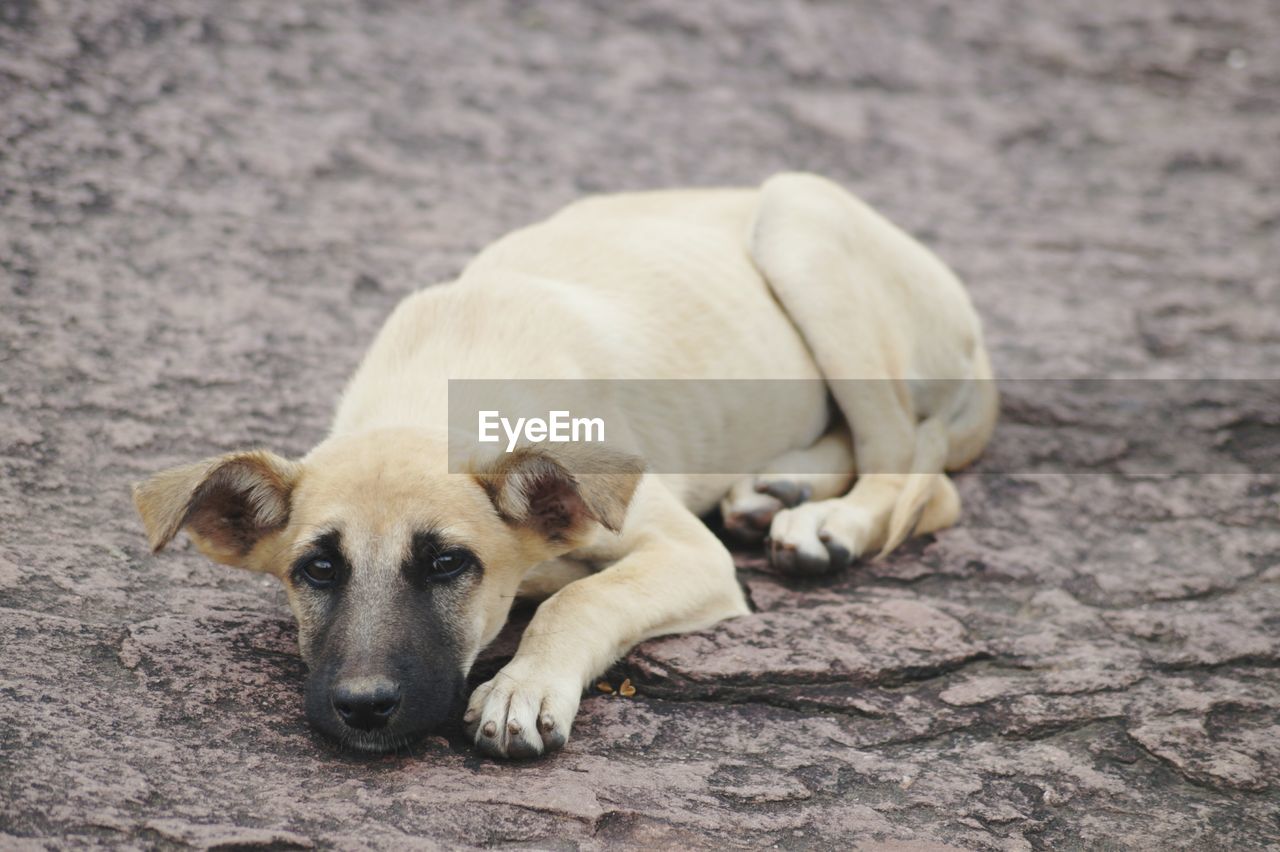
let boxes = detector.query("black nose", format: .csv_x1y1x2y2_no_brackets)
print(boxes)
331,677,401,731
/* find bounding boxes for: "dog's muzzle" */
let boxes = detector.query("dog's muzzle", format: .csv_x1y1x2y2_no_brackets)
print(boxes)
305,658,465,752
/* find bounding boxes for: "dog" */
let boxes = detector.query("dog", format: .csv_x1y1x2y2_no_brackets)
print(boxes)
134,173,997,758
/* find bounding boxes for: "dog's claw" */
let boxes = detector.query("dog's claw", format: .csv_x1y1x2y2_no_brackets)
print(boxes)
540,726,566,753
768,537,804,574
481,721,497,738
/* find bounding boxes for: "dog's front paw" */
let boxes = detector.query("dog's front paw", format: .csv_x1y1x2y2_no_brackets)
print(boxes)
464,660,581,759
767,500,872,575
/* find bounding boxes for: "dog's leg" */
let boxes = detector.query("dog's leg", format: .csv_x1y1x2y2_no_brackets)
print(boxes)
465,477,748,758
720,420,856,540
767,471,961,573
516,557,594,600
748,173,995,573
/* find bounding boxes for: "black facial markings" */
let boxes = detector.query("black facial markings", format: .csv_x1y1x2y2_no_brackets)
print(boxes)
403,530,483,587
290,529,348,591
302,527,474,750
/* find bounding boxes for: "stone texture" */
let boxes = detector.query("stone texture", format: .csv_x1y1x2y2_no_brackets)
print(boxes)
2,0,1279,848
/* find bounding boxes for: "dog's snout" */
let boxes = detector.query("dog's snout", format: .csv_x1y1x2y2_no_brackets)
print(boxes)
331,676,401,731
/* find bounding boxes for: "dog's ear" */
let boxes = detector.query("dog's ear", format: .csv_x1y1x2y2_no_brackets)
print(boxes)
473,444,645,542
133,450,301,567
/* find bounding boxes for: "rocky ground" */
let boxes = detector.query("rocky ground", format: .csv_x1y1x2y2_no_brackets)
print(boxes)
2,0,1279,848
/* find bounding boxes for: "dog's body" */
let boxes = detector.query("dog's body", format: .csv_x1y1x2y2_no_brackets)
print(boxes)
135,173,996,757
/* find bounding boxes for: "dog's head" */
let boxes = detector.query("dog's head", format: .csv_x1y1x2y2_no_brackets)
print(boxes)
133,429,642,752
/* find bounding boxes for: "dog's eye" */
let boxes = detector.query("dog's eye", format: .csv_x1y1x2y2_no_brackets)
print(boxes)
428,549,474,580
300,558,339,588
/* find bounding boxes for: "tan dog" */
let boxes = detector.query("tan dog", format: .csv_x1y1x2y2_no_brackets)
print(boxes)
134,173,996,758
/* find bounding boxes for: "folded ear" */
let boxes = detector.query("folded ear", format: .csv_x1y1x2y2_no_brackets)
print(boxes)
132,450,301,567
473,444,645,544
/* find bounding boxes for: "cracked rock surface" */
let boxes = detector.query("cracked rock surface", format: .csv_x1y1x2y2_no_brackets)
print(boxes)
2,0,1278,848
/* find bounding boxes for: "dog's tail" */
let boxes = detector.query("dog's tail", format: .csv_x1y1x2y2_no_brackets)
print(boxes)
879,416,950,558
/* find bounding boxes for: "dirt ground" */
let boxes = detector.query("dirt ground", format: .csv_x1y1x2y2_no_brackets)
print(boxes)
2,1,1279,848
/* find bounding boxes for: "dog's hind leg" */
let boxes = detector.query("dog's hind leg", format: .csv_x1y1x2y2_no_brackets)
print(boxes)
748,173,995,573
720,419,856,541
